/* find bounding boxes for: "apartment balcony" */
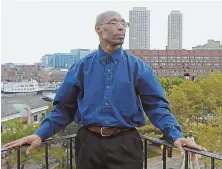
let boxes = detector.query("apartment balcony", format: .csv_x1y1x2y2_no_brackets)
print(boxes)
1,134,222,169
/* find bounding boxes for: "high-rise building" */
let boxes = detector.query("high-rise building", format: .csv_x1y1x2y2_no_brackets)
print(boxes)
129,7,150,49
168,11,183,50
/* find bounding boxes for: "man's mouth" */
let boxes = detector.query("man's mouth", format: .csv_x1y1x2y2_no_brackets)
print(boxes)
116,34,125,38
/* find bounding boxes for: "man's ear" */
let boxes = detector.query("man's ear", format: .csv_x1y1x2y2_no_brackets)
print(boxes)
95,24,102,34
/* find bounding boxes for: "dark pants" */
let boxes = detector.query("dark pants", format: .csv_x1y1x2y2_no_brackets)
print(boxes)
75,126,143,169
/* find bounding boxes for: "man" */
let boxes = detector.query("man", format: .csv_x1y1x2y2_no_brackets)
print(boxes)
181,131,201,169
4,11,205,169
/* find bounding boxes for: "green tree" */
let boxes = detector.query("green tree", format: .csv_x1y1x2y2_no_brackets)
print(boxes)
167,85,195,125
141,73,222,164
1,119,40,145
158,76,185,92
198,73,222,113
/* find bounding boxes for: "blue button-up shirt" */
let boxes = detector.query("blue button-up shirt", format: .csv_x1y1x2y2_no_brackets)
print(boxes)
35,47,184,142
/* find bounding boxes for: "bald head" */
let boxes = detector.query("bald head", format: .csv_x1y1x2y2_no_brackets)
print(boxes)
95,11,122,25
95,10,126,50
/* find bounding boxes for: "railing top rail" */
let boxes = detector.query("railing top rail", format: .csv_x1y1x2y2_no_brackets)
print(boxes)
141,134,222,160
140,134,173,147
182,147,222,160
2,134,222,160
1,134,76,153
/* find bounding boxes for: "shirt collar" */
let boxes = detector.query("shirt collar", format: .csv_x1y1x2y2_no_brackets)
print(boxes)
97,45,123,63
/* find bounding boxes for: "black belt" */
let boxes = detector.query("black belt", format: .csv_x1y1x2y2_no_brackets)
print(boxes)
88,126,133,136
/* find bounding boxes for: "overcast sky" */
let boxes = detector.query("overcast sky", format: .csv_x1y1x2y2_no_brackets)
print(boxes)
1,0,222,64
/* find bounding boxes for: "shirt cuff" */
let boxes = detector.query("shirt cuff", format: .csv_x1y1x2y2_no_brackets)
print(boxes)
170,130,184,142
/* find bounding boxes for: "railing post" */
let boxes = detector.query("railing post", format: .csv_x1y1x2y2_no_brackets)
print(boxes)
67,141,69,168
143,139,147,169
211,157,215,169
162,145,166,169
185,150,188,169
17,148,20,169
45,143,49,169
69,138,73,169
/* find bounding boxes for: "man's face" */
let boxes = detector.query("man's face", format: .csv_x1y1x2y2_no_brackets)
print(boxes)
189,131,192,137
95,14,127,46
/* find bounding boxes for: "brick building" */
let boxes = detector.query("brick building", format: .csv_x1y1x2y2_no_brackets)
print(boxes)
1,64,41,82
127,50,222,77
1,63,69,83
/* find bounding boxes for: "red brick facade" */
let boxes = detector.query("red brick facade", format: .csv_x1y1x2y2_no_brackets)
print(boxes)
1,65,40,82
127,50,222,77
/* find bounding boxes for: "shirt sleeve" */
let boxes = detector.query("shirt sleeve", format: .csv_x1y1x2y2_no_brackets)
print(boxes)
34,62,82,141
135,61,184,142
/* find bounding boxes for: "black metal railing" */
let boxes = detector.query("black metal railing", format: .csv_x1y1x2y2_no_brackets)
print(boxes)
140,135,222,169
1,135,76,169
1,134,222,169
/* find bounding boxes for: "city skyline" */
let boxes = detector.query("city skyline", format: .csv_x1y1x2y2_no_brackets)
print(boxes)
2,1,222,63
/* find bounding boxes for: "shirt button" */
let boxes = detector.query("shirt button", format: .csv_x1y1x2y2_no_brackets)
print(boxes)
108,69,111,72
106,85,110,89
105,102,109,106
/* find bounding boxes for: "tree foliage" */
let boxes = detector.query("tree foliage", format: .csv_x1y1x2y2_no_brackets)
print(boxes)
1,119,40,145
143,73,222,161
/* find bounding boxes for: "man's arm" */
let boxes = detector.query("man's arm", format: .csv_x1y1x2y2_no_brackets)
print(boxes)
135,61,206,154
3,62,83,154
135,62,183,142
35,62,82,141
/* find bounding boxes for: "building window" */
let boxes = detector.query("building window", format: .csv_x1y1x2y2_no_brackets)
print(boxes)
1,126,3,133
34,115,38,122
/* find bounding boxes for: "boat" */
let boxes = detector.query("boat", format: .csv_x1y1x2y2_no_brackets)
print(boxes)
2,79,41,94
1,82,8,92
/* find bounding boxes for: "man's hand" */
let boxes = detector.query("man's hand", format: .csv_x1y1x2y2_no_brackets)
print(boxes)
174,138,206,162
174,138,206,152
3,135,42,155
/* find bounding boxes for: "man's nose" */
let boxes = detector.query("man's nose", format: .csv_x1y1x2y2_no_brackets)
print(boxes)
117,23,125,31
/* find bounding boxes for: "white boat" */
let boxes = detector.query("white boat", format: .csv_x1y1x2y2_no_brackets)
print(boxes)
2,79,41,94
1,82,8,92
